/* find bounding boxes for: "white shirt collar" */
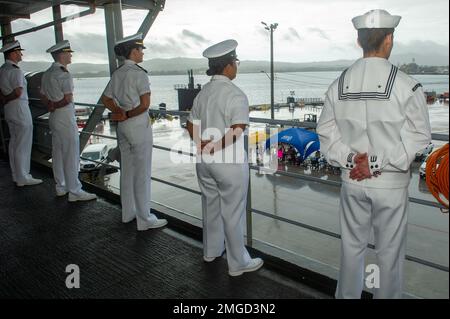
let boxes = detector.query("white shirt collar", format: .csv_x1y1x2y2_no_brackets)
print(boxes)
53,62,66,68
360,57,389,63
6,59,18,67
211,75,231,82
124,59,136,66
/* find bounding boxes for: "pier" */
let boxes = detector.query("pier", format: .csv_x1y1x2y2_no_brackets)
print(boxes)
250,97,324,112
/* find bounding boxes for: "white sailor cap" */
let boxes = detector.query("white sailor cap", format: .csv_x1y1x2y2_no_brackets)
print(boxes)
203,39,238,60
115,33,146,49
352,9,401,29
0,41,24,54
46,40,74,54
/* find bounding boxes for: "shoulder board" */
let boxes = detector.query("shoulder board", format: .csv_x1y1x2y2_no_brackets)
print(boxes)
12,64,19,69
412,83,422,92
135,64,148,73
60,66,69,73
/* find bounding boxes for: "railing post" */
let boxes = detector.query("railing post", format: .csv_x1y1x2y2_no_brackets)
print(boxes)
0,21,12,154
245,134,253,246
0,117,6,154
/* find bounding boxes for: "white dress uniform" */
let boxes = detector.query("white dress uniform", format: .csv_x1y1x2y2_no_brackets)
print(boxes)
40,41,96,201
103,33,165,231
316,10,432,299
189,40,263,276
0,41,42,187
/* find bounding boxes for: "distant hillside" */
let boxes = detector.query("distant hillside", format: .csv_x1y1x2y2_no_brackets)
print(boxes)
17,58,355,77
390,53,449,67
15,55,449,77
20,61,52,72
140,58,355,76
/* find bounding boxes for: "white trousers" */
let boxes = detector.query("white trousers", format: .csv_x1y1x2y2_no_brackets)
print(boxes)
117,114,157,228
336,183,409,299
196,162,251,272
49,106,82,195
4,102,33,184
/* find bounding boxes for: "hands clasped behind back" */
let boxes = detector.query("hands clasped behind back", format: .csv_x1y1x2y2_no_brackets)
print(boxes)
349,152,380,181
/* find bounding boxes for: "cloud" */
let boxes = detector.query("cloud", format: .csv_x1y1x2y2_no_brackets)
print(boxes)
330,45,346,52
145,37,189,57
8,20,108,62
307,27,330,40
142,30,209,57
10,20,54,61
288,28,302,41
255,26,270,38
5,0,448,63
11,19,36,32
390,40,449,65
70,33,107,58
9,20,208,61
145,30,213,57
181,29,210,45
283,27,302,42
394,40,449,56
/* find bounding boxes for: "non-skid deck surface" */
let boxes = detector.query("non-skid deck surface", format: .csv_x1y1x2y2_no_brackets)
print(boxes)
0,158,322,299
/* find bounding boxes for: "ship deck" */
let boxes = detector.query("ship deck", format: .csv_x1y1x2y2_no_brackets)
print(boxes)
0,157,330,299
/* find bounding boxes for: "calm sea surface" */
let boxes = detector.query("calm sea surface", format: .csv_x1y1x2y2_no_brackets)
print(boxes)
73,71,449,134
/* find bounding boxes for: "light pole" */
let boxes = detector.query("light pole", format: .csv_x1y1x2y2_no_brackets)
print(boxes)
261,21,278,120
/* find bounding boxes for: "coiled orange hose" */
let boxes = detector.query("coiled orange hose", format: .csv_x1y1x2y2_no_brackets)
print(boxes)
425,143,449,212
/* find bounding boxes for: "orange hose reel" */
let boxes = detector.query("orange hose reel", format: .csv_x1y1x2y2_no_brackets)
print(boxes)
425,143,449,212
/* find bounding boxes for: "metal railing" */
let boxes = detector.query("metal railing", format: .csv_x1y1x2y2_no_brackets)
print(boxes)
30,106,450,274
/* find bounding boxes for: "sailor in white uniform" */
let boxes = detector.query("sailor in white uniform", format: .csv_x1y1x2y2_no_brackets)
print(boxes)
187,40,263,276
316,10,432,299
101,33,167,231
0,41,42,187
40,40,97,202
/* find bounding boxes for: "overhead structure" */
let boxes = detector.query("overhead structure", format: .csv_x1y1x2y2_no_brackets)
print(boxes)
0,0,166,155
80,0,166,151
0,0,164,25
1,1,165,42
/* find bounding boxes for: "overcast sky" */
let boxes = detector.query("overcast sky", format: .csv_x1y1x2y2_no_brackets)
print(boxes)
4,0,450,64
